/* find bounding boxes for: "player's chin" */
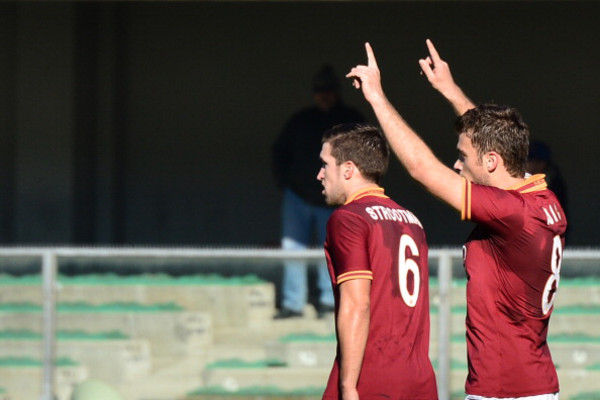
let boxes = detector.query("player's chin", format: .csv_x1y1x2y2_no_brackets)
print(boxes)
323,195,341,207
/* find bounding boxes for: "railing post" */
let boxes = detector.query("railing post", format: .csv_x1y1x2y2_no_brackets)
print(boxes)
40,250,58,400
437,250,453,400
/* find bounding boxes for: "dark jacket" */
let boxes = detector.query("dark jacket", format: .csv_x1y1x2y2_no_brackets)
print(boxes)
272,103,364,206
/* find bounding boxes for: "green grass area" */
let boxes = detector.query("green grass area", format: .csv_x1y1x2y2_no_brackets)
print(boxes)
450,390,467,400
587,363,600,371
0,301,183,313
429,276,600,288
205,359,287,369
3,273,598,287
549,334,600,343
432,304,600,315
571,391,600,399
451,333,600,343
188,385,324,396
560,277,600,287
451,359,467,370
0,329,129,340
0,273,266,286
431,358,468,371
278,333,335,343
0,357,78,367
554,305,600,314
431,305,467,314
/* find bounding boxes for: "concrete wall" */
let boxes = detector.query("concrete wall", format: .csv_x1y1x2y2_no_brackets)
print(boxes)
0,1,597,246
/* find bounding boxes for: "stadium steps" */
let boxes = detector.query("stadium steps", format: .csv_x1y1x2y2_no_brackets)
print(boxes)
0,300,214,399
550,335,600,369
117,355,204,400
200,358,330,393
0,330,151,383
558,367,600,399
0,273,275,329
0,357,87,400
0,302,212,360
182,358,470,400
570,390,600,400
0,273,277,400
186,277,600,400
264,333,336,369
1,274,600,399
183,386,323,400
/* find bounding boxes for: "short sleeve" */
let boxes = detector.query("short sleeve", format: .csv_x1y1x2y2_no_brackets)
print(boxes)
326,209,373,285
462,179,526,235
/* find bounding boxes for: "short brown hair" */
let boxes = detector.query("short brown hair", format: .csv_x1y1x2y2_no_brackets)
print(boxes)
455,104,529,178
323,123,389,184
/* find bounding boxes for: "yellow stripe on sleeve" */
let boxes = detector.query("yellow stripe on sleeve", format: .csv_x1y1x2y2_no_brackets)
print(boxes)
337,270,373,285
460,178,472,221
467,179,472,220
460,178,466,220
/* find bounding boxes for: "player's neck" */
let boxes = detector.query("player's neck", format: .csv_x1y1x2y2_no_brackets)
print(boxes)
492,171,525,190
344,182,382,204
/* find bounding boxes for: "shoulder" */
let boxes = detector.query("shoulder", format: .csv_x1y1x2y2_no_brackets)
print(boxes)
466,182,526,227
328,206,370,233
330,205,365,224
469,181,526,207
468,181,563,233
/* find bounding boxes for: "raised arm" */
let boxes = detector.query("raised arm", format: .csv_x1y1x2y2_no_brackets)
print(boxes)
347,42,463,211
419,39,475,116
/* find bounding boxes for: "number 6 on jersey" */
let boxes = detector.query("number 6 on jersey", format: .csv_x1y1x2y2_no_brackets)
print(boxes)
399,234,420,307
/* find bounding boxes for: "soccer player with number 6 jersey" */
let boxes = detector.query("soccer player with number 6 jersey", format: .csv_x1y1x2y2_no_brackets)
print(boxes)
347,40,567,400
318,123,438,400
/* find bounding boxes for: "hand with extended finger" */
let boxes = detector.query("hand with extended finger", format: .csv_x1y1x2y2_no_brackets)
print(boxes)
418,39,457,97
419,38,474,115
346,43,387,106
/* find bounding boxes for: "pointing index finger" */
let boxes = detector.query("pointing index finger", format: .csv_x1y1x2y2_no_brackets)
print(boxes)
365,42,378,68
426,39,442,63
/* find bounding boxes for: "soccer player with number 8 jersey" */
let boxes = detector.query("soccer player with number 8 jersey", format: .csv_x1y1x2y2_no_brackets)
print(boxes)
347,40,567,400
318,123,438,400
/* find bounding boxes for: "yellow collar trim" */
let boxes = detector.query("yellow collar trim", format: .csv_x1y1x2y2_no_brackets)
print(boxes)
506,174,548,193
345,186,388,205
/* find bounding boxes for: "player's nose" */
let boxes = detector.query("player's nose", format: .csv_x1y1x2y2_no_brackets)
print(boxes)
453,159,463,173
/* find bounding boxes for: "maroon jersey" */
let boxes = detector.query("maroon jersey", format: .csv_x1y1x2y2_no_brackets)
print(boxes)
461,174,567,397
322,187,437,400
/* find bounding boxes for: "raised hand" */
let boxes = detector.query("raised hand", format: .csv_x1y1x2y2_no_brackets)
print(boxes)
418,39,457,96
346,43,387,105
419,39,474,115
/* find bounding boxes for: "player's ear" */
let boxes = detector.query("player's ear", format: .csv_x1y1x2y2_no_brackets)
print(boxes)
485,152,499,173
343,161,355,180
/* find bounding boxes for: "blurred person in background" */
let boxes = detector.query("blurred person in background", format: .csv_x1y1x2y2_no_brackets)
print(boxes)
527,140,568,218
272,65,364,319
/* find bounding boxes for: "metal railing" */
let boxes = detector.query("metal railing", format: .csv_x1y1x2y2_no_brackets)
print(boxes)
0,246,598,400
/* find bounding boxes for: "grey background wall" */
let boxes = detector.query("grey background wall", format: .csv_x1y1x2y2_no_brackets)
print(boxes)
0,1,597,247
